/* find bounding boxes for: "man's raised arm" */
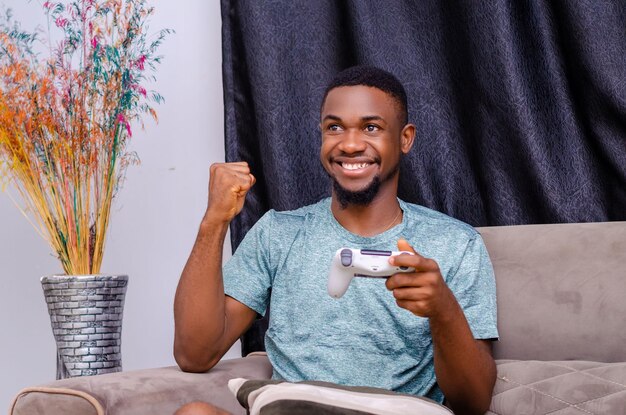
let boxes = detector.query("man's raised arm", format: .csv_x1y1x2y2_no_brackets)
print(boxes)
173,162,258,372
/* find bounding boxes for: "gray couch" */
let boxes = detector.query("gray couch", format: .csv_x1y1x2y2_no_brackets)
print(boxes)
10,222,626,414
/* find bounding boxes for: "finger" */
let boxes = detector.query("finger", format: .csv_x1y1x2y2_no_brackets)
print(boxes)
386,272,432,290
389,253,437,272
237,172,254,188
223,162,251,174
390,239,439,271
397,238,417,254
232,175,254,193
391,287,429,301
215,171,254,194
211,162,251,175
394,299,428,316
227,161,250,168
389,238,424,266
221,164,250,174
222,170,252,183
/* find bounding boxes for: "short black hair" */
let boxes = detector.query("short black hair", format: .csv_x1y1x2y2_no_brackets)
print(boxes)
321,65,408,125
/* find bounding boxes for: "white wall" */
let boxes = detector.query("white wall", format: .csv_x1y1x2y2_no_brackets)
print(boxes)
0,1,238,410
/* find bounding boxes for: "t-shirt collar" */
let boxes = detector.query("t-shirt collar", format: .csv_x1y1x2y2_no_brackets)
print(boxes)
323,197,409,246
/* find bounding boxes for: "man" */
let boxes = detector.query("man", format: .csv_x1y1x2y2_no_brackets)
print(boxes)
174,66,498,415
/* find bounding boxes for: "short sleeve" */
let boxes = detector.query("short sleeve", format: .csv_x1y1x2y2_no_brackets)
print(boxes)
447,233,499,340
223,211,274,316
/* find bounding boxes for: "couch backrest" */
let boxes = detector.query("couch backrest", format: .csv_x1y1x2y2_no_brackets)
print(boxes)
478,221,626,363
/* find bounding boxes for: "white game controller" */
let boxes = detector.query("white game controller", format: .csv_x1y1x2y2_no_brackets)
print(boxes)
327,248,415,298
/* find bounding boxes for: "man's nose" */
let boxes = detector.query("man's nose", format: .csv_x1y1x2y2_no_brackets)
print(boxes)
338,129,367,153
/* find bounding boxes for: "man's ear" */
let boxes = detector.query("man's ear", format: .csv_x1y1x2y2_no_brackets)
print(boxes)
400,124,416,154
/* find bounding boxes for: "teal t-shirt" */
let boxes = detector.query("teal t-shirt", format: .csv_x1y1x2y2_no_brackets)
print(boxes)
223,197,498,403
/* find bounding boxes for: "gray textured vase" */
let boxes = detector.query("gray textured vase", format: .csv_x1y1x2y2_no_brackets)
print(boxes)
41,274,128,379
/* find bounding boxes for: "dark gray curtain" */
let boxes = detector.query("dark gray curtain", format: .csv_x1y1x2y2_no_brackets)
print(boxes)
221,0,626,354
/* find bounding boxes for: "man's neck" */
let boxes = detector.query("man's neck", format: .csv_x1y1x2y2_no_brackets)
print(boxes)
330,187,402,237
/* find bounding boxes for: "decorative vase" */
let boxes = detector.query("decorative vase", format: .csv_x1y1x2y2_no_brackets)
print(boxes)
41,275,128,379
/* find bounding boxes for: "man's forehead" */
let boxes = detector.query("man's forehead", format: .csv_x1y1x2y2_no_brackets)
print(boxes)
321,85,400,120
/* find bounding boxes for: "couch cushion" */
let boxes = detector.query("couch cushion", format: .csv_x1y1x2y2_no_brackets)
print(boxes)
488,360,626,414
10,354,273,415
478,222,626,362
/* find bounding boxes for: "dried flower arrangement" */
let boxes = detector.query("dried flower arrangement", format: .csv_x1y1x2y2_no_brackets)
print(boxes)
0,0,170,274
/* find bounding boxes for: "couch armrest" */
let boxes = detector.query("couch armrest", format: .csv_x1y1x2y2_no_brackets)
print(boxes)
10,353,272,415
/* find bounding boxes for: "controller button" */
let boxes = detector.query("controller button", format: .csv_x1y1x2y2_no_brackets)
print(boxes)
340,249,352,266
400,266,409,271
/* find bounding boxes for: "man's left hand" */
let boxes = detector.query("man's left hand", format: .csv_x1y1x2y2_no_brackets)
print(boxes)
386,238,456,319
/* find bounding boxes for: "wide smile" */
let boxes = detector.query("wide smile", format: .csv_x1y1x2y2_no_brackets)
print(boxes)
341,161,373,171
332,159,378,178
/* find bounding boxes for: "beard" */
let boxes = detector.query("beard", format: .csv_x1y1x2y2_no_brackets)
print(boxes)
330,161,400,209
333,175,381,209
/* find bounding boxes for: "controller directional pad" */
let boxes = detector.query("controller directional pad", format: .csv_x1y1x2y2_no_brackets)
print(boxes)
340,249,352,266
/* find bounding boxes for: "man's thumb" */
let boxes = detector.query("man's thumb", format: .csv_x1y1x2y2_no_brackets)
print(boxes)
397,238,416,254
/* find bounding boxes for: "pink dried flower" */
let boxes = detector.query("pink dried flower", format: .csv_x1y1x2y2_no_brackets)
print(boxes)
55,17,68,28
135,55,146,70
43,1,53,9
131,84,147,97
117,113,132,137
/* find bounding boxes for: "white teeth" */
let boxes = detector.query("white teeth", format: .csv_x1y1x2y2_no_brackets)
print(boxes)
342,162,370,170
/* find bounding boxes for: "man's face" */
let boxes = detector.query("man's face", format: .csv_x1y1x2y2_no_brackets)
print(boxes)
320,85,413,207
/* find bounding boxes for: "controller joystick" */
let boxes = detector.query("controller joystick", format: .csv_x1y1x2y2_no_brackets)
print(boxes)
327,248,415,298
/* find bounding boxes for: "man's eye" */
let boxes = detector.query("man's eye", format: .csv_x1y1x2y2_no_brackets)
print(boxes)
365,124,379,132
328,124,342,131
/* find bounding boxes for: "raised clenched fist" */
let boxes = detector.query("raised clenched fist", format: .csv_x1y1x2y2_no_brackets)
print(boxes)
205,162,256,223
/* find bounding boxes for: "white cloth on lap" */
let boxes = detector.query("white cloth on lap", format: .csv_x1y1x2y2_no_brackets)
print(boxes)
228,378,452,415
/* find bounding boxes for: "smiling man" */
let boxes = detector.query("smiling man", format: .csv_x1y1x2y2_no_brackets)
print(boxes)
174,66,498,415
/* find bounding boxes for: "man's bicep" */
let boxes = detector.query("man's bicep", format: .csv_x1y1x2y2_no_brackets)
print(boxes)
221,295,260,353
